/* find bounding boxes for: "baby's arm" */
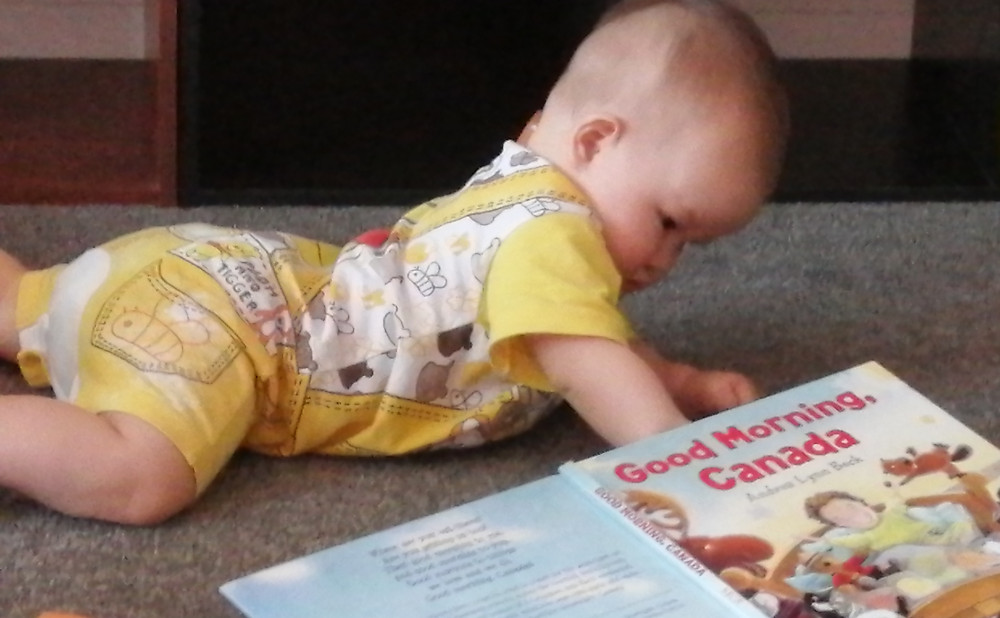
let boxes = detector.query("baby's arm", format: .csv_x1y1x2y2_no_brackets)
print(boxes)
527,335,756,446
528,334,688,445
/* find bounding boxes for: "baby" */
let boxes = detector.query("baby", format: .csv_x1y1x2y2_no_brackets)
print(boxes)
0,0,788,524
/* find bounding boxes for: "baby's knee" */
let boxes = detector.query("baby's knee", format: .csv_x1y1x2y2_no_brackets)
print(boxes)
99,412,198,525
89,457,196,526
115,482,194,526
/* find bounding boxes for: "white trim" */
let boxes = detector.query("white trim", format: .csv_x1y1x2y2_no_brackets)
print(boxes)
732,0,913,13
730,0,915,58
0,2,147,59
0,0,918,60
755,13,914,59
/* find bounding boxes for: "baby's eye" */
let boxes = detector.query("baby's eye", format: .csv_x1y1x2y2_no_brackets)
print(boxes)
661,217,677,230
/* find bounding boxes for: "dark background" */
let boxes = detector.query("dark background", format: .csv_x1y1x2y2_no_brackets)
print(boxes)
179,1,1000,205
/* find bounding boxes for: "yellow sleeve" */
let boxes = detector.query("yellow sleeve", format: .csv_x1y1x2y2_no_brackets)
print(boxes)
482,212,633,389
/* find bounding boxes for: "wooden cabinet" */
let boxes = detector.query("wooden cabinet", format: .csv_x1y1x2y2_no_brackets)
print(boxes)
0,0,177,205
3,1,995,206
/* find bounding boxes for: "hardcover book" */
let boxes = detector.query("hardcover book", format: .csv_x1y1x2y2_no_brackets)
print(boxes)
221,362,1000,618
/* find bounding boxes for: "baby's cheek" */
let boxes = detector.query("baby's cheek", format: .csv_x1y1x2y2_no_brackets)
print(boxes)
607,236,643,274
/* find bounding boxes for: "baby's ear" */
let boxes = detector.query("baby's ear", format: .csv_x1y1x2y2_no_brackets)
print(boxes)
573,115,623,163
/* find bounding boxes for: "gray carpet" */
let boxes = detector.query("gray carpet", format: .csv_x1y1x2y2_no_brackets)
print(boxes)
1,202,999,617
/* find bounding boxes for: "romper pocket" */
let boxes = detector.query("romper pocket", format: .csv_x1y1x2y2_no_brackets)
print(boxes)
92,262,244,384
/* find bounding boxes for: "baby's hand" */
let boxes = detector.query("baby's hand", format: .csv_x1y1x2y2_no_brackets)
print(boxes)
674,370,758,419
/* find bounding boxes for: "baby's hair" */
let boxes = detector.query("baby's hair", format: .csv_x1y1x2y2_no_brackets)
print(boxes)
596,0,778,73
548,0,788,143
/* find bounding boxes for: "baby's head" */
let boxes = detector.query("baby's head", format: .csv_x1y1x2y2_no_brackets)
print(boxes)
526,0,788,291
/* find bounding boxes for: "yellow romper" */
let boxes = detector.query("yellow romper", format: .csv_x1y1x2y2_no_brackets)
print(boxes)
15,141,632,493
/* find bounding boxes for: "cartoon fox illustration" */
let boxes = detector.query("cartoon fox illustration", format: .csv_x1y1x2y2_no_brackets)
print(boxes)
881,443,971,486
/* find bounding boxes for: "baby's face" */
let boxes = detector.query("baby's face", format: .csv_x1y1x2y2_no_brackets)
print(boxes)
579,100,778,292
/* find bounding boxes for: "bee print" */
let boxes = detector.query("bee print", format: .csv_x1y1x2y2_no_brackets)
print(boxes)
406,262,447,296
110,299,212,363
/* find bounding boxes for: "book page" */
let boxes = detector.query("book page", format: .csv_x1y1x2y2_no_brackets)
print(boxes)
221,476,763,617
563,361,1000,618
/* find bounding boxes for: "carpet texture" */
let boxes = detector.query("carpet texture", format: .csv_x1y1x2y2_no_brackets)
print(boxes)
1,202,999,617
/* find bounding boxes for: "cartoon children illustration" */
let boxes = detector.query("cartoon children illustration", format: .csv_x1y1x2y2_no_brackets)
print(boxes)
789,485,1000,615
802,491,981,556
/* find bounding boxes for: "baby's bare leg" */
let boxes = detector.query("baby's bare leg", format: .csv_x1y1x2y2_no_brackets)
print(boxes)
0,395,196,525
0,248,26,361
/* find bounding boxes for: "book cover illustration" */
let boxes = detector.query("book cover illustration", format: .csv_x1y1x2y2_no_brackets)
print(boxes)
565,362,1000,618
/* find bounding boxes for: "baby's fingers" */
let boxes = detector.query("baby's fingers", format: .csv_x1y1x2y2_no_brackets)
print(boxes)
726,373,759,406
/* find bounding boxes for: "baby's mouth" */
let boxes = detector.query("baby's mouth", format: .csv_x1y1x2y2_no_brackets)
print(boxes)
622,275,649,293
623,266,660,293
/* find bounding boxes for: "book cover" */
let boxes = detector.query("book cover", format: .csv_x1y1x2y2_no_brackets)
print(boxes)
221,362,1000,617
563,361,1000,617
